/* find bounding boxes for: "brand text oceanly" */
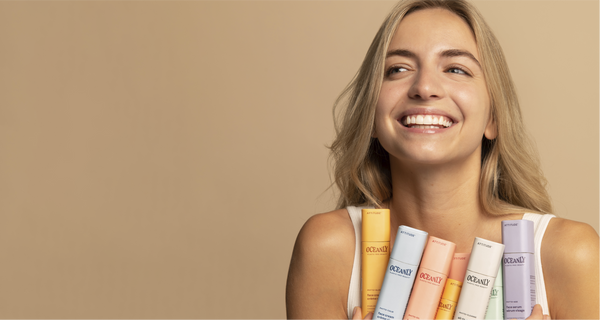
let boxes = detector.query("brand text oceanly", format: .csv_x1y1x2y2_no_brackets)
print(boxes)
466,275,490,286
438,301,453,311
420,272,443,284
390,265,412,276
504,256,526,264
366,246,389,253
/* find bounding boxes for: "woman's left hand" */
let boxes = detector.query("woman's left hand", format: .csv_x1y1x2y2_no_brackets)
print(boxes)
521,304,550,320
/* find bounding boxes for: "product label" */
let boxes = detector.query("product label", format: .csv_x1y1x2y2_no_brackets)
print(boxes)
504,256,525,264
374,260,418,320
484,285,504,320
366,246,389,253
476,241,492,248
400,230,415,237
362,241,390,314
390,265,413,277
490,288,499,297
435,279,462,319
419,272,444,285
454,270,496,319
403,269,447,320
466,274,491,287
503,253,535,320
438,301,453,312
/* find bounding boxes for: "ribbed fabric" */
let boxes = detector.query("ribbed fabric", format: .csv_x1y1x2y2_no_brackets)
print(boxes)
522,213,555,315
346,208,555,319
346,205,367,319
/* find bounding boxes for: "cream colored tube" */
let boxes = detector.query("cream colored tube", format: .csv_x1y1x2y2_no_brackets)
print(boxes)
454,238,504,320
361,209,390,315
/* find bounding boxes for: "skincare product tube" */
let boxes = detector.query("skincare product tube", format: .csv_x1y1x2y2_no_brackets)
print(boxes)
502,220,535,319
404,237,456,320
435,253,470,320
485,267,504,320
373,226,428,320
361,209,391,315
454,237,504,320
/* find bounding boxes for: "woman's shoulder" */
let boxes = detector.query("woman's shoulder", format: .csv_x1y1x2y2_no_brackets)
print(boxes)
541,217,599,319
286,208,357,319
290,208,357,270
542,217,598,260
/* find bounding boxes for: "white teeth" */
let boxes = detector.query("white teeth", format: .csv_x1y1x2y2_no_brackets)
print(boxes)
424,115,432,125
403,114,453,128
413,125,442,129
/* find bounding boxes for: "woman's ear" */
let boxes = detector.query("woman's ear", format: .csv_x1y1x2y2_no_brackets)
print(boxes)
484,115,497,140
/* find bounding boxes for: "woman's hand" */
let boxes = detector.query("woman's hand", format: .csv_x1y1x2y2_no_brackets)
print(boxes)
352,307,373,320
519,304,549,320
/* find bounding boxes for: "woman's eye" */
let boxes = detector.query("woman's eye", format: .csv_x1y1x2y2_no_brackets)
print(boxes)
387,66,408,76
447,67,468,75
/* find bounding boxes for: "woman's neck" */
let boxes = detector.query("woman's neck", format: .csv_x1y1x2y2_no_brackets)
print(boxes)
386,155,497,252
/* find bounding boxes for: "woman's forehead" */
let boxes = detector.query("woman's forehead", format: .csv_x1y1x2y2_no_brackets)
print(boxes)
389,8,479,60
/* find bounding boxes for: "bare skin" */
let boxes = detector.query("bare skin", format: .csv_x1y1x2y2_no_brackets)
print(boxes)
286,8,599,320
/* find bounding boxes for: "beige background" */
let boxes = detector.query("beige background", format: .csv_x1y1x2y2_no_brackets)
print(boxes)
0,0,597,318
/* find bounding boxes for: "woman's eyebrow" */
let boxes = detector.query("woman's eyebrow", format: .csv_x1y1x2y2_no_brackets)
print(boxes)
440,49,481,68
386,49,417,59
385,48,482,69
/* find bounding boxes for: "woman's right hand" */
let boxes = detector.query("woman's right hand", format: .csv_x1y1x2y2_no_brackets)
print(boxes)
352,307,373,320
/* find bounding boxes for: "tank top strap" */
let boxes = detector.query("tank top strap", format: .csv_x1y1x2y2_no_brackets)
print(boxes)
522,213,555,315
346,205,373,319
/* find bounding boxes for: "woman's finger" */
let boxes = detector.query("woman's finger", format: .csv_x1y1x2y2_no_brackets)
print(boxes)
352,307,362,320
351,307,373,320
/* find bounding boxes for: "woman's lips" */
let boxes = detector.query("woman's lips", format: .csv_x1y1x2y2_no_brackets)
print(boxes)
400,114,454,128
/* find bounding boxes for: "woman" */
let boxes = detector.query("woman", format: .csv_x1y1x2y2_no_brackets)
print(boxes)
286,0,599,319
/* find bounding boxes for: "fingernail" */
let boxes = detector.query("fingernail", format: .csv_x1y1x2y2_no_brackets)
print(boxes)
352,307,359,318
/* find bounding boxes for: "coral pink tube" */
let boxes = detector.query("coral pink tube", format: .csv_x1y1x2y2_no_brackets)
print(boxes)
404,236,456,320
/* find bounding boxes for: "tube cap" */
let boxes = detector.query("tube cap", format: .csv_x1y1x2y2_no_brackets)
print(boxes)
502,220,534,254
361,209,390,242
448,252,470,282
390,225,428,265
467,237,504,277
420,236,456,274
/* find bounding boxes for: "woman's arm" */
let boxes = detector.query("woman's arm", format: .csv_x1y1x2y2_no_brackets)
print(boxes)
542,218,599,319
286,210,356,319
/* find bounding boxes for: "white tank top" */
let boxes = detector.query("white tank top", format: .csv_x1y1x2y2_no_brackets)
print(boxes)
346,205,555,319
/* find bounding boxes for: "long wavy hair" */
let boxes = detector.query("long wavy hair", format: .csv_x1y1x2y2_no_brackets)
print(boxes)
329,0,553,215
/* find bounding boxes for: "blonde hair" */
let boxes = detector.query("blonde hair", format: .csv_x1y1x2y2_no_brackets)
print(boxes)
329,0,553,215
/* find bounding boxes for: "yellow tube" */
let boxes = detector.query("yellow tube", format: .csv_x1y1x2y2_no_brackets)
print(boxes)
361,208,390,315
435,278,462,319
435,253,470,319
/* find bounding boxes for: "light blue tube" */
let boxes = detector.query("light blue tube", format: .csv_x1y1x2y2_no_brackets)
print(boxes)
373,226,428,320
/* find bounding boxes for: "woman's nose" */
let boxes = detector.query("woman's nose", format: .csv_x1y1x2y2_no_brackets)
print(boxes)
407,68,444,101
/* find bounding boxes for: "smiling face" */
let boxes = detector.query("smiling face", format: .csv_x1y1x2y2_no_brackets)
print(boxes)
374,8,496,167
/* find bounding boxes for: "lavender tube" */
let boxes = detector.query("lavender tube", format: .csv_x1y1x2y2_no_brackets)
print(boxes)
502,220,536,320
